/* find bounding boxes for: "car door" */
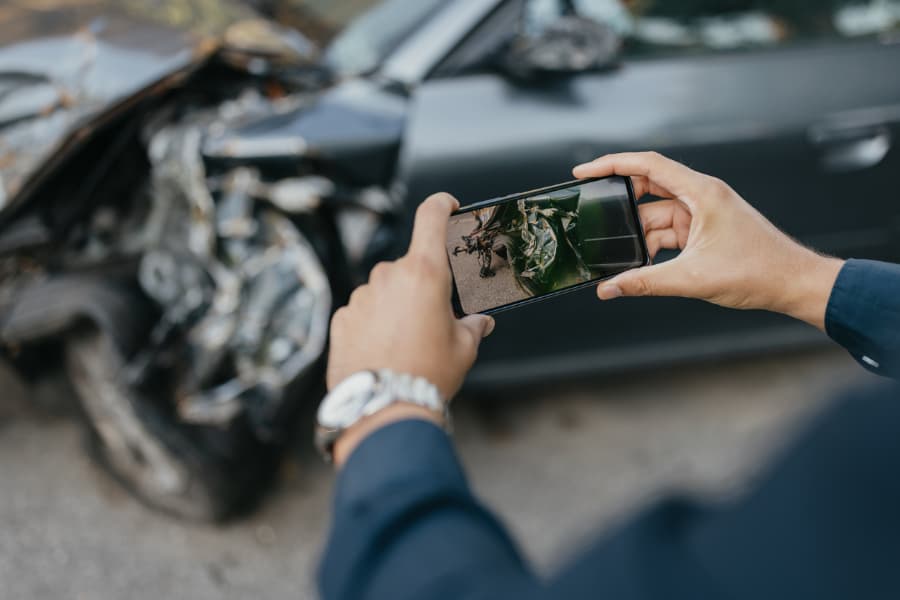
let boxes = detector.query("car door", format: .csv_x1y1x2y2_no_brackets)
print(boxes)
398,0,900,386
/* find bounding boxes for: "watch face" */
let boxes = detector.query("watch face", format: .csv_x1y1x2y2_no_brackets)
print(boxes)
318,371,377,429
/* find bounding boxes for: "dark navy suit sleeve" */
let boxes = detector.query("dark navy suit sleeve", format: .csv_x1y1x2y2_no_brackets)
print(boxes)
318,419,537,600
826,259,900,378
318,259,900,600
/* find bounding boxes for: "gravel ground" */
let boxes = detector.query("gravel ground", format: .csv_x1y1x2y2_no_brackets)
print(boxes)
0,347,876,599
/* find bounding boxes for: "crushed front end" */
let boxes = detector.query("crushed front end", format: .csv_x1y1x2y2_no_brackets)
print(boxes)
0,4,407,520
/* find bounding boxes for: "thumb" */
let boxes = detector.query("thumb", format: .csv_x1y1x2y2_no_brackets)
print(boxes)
457,314,496,346
597,261,684,300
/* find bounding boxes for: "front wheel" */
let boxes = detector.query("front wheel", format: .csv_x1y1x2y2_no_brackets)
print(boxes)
65,328,280,521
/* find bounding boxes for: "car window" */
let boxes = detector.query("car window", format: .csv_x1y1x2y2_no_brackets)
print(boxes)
323,0,447,76
431,0,527,77
526,0,900,55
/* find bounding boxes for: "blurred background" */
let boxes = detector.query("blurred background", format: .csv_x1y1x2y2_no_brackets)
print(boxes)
1,1,898,598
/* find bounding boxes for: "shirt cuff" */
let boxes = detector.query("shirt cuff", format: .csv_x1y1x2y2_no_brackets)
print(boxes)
333,418,468,512
825,258,900,377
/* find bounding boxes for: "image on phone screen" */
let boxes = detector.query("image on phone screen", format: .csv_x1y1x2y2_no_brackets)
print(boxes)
447,176,648,315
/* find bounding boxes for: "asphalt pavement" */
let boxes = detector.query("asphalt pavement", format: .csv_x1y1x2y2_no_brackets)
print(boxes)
0,347,877,599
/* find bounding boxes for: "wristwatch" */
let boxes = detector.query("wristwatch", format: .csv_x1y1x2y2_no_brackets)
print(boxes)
315,369,448,462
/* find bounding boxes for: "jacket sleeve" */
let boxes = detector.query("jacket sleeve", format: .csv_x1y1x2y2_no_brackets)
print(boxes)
317,419,539,600
826,258,900,379
319,385,900,600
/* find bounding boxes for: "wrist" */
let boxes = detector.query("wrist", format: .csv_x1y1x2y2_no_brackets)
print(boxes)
333,403,444,468
318,369,448,465
774,249,844,331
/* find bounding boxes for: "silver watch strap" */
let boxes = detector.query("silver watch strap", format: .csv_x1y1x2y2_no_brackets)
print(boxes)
316,370,449,462
362,369,445,418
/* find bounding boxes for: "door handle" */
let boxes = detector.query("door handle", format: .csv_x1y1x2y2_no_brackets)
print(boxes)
809,121,892,173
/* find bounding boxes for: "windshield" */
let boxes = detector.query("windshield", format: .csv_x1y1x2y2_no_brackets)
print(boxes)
323,0,448,76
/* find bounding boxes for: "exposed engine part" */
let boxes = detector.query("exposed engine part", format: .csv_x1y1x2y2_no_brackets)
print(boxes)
265,175,335,213
133,108,332,438
209,167,337,215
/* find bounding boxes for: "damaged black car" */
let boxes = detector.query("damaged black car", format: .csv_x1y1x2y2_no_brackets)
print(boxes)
2,0,900,520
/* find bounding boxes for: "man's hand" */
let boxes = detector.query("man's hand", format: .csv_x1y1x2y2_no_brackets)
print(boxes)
326,193,495,465
573,152,844,330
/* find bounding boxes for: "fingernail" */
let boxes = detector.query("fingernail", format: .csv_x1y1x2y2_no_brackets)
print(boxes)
484,317,496,337
598,284,623,300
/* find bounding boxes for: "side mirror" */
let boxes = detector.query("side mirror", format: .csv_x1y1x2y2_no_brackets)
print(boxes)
503,16,621,78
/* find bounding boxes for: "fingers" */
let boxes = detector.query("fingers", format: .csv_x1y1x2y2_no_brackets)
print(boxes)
368,261,393,284
409,192,459,263
573,152,700,201
638,199,677,231
597,261,686,300
624,175,679,200
329,306,349,335
638,200,688,257
457,314,495,353
645,228,678,258
347,283,369,307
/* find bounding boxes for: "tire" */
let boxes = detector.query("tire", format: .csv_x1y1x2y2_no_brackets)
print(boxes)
65,328,280,522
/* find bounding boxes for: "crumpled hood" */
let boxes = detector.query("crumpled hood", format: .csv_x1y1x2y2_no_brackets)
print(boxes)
0,1,319,218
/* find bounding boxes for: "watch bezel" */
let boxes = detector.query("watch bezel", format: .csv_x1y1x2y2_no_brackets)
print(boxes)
316,370,379,430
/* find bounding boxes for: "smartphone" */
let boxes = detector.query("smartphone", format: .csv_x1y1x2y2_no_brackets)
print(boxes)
447,176,649,316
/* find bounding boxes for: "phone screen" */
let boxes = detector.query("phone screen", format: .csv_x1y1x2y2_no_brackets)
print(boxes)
447,176,648,315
